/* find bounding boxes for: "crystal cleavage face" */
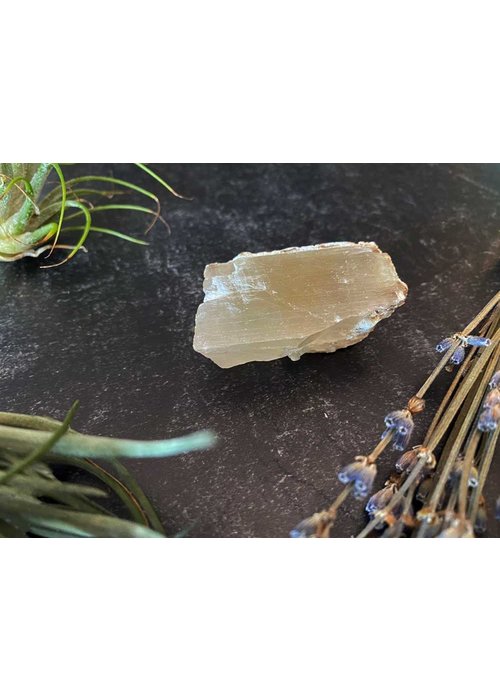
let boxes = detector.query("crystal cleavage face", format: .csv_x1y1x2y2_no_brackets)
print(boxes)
193,241,408,368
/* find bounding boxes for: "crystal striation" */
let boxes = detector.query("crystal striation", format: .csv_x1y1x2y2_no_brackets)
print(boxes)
193,241,408,368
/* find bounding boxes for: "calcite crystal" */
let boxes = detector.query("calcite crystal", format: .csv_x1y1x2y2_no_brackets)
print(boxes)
193,241,407,368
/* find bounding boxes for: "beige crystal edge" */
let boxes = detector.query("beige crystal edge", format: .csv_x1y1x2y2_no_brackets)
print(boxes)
193,241,408,368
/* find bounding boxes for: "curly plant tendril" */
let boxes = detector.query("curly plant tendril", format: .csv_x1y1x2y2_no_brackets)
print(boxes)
290,290,500,538
0,163,180,266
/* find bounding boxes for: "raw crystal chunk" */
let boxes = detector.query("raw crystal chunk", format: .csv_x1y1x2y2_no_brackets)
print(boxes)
193,241,407,368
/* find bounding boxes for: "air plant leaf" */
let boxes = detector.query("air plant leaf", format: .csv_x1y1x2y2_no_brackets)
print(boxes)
0,404,216,538
0,163,178,265
0,425,216,459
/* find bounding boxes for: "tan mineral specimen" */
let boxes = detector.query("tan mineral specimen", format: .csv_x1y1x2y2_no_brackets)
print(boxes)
193,241,407,368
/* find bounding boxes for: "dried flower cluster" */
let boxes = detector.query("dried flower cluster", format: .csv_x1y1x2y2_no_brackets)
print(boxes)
290,290,500,538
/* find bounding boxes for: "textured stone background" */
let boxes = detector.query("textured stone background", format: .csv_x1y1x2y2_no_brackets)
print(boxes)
1,164,499,537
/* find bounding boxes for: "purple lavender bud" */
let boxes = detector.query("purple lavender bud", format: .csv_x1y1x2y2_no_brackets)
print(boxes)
393,430,412,451
289,512,325,538
436,337,453,353
391,434,405,452
468,466,479,488
353,464,377,500
489,371,500,389
380,427,391,441
384,410,415,451
449,346,465,365
465,336,491,347
395,448,418,474
339,457,377,499
384,410,408,429
478,406,500,432
365,485,395,517
338,462,358,484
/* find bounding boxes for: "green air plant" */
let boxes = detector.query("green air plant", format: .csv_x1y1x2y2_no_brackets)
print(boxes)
0,163,181,266
0,402,216,537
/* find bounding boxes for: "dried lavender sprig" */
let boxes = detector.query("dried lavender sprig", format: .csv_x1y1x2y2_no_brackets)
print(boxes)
477,378,500,432
415,339,462,398
289,484,353,538
289,432,392,537
423,317,492,444
426,329,500,453
382,409,416,451
435,335,491,368
457,431,481,520
381,481,417,538
357,451,434,537
415,290,500,398
468,430,500,524
366,429,394,463
466,336,492,348
380,295,498,534
352,322,489,469
417,322,500,537
364,297,498,462
415,335,500,536
289,291,500,538
339,456,377,499
459,356,500,520
366,483,397,518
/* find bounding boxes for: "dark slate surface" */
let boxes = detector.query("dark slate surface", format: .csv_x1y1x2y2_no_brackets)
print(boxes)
1,164,499,537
